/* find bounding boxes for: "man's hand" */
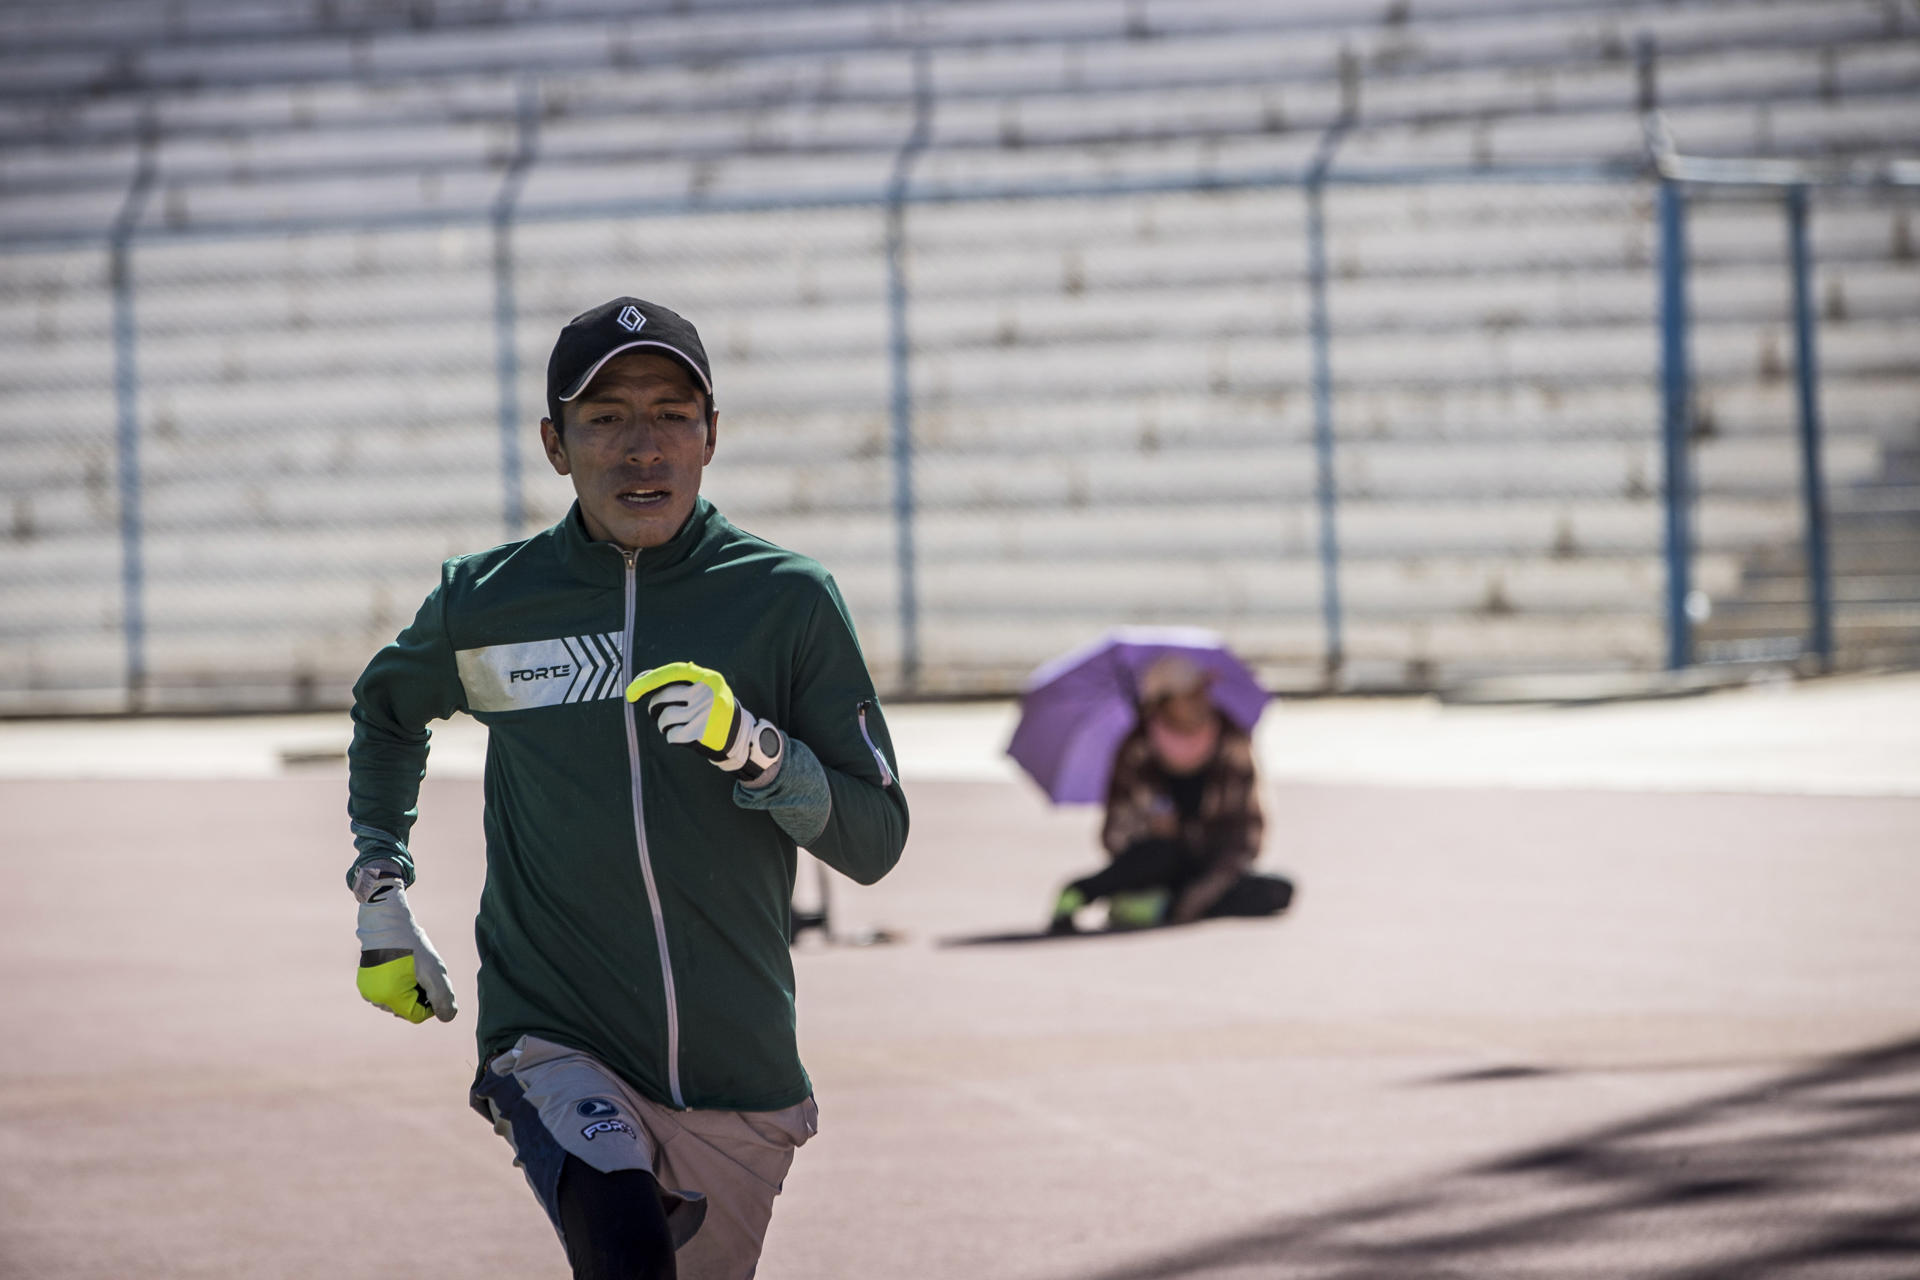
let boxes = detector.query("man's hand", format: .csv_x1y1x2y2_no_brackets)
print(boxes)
626,661,785,785
352,861,457,1025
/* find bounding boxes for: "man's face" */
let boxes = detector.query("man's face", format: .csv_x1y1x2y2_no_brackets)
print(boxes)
541,351,717,551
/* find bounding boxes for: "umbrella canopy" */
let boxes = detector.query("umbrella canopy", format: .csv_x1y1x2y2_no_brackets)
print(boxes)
1006,626,1271,805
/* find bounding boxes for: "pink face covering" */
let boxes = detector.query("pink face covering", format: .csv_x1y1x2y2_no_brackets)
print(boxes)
1146,714,1220,776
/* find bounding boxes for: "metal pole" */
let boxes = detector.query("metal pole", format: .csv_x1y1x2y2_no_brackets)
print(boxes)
1657,178,1694,670
1786,184,1835,669
1305,120,1350,684
493,77,539,536
885,47,932,688
111,119,158,711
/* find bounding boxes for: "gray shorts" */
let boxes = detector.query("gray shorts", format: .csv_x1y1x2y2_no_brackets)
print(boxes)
470,1035,817,1280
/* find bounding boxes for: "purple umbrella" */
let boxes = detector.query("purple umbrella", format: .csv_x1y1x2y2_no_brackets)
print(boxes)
1006,626,1271,805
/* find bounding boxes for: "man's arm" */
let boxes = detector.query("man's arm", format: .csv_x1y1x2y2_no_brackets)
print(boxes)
346,566,466,888
735,578,908,885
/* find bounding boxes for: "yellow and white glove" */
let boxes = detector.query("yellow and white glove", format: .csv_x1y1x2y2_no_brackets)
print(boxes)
352,860,457,1025
626,661,785,785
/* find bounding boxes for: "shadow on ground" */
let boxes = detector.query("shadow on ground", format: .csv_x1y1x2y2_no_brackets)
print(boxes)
1073,1034,1920,1280
938,925,1174,947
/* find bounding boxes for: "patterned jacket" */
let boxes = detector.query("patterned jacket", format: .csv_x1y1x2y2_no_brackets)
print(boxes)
1100,722,1265,923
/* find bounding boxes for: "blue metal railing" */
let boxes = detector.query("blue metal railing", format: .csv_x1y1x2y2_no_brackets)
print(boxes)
885,47,934,689
1643,123,1912,673
1656,178,1695,671
4,160,1659,253
45,109,1916,705
1304,118,1352,681
1786,184,1835,672
108,118,158,709
493,77,541,537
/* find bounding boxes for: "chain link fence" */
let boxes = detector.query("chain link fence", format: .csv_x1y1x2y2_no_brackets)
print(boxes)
3,168,1917,711
1688,185,1920,668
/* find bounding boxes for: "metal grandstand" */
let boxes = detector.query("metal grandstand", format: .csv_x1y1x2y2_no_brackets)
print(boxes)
1,0,1916,710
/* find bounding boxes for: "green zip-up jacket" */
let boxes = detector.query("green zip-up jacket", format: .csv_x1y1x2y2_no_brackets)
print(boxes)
347,498,908,1112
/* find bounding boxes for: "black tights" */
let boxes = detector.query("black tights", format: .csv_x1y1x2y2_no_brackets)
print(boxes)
1071,838,1294,917
557,1156,678,1280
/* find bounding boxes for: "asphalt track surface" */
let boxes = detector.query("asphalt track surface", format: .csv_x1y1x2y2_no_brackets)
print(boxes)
4,682,1920,1279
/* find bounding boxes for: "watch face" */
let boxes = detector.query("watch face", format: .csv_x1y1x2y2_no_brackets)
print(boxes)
756,726,781,756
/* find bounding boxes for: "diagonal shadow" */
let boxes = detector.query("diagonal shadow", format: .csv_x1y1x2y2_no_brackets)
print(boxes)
1070,1033,1920,1279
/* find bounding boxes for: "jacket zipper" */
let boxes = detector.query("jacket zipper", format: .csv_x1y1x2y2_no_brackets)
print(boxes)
622,547,685,1108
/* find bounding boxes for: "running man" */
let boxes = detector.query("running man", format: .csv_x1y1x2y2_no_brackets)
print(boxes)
346,296,908,1278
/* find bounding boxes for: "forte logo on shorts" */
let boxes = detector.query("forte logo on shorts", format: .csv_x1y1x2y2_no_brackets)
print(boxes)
576,1097,635,1141
582,1118,637,1141
456,633,623,712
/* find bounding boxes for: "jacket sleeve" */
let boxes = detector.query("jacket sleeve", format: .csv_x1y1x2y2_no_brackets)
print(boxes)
1100,731,1160,856
345,565,466,889
768,576,909,885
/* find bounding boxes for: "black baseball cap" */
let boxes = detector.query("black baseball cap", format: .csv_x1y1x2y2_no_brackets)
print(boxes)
545,296,714,426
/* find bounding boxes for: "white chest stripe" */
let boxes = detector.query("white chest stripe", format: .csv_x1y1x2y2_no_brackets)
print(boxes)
455,632,623,712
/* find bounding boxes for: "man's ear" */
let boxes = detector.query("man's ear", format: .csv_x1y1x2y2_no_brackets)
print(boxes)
540,417,571,476
702,410,719,465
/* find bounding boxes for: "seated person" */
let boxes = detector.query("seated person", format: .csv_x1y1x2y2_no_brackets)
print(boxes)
1050,656,1294,933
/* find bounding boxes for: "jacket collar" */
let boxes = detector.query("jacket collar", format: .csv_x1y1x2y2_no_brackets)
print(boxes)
550,497,720,587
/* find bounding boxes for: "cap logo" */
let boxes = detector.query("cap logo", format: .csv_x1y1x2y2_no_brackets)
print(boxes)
616,305,646,333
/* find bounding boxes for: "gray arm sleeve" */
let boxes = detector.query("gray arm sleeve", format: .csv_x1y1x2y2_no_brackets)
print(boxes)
732,734,832,846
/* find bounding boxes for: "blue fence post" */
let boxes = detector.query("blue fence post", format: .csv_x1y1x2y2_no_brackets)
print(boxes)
110,123,158,711
493,77,540,537
1305,121,1350,685
1656,178,1694,670
1785,184,1835,671
885,47,932,689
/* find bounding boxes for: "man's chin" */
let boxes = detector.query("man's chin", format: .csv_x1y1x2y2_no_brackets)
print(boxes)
594,500,687,551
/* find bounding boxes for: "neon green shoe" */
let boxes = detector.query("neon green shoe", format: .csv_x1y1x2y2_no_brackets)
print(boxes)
1048,887,1087,934
1107,890,1168,930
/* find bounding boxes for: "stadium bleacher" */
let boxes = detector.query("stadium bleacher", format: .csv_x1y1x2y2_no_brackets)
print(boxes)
1,0,1916,708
